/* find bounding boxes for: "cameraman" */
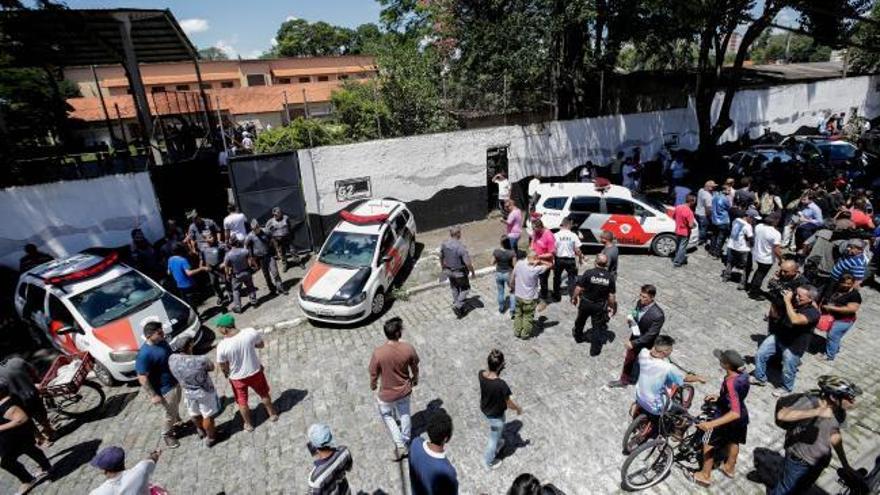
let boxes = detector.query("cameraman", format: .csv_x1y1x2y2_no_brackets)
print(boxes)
772,376,861,495
762,260,807,328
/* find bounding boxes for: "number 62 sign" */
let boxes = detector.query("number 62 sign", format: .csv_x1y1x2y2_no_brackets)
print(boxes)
335,177,372,202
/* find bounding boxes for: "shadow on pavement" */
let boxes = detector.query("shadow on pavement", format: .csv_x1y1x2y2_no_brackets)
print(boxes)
219,388,308,439
499,419,531,460
49,438,102,481
53,391,138,439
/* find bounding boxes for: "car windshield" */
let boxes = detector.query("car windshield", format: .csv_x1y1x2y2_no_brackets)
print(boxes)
818,143,857,160
632,193,668,212
318,231,378,268
69,271,162,327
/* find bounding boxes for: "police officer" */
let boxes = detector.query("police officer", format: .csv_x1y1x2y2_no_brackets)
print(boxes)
245,219,287,296
264,206,292,271
440,225,475,318
223,237,258,313
571,254,617,356
200,232,230,304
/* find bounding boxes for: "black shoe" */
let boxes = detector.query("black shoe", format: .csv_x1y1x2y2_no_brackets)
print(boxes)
452,307,463,319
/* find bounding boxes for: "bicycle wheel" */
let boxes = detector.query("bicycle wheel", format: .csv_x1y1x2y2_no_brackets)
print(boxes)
621,439,675,491
622,414,653,455
54,380,106,418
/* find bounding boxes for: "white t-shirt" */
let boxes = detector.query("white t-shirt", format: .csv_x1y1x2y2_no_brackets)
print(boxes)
216,328,263,380
89,460,155,495
553,229,581,258
223,212,248,239
242,137,253,150
726,218,754,252
495,178,511,200
635,349,684,416
696,188,713,217
752,223,782,264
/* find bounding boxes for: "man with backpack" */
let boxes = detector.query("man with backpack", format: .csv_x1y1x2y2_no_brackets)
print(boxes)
772,375,862,495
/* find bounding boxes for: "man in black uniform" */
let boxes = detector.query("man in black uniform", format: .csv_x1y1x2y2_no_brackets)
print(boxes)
571,254,617,356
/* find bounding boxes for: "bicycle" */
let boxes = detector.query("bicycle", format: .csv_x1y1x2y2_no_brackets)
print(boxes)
620,398,718,491
837,454,880,495
38,352,106,419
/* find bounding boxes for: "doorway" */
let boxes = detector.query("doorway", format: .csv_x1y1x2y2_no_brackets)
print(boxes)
486,146,509,212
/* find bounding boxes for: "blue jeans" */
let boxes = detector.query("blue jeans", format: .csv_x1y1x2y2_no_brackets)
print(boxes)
712,223,730,256
753,334,801,392
673,235,689,266
507,235,520,252
484,414,505,467
826,320,854,360
377,395,411,448
696,215,710,243
495,271,515,313
771,454,814,495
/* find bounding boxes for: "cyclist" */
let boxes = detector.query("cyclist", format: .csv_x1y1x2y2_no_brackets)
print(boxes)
693,349,750,486
772,375,861,495
632,335,705,425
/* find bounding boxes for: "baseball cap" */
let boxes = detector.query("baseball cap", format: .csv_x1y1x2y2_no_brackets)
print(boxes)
713,349,745,370
214,313,235,328
91,446,125,472
307,423,334,448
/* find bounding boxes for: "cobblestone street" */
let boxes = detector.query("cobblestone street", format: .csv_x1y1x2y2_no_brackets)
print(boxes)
5,247,880,494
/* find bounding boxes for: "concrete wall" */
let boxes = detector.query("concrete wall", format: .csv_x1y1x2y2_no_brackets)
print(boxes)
0,173,164,270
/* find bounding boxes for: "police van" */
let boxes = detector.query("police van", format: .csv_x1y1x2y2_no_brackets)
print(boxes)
529,182,698,257
14,253,204,385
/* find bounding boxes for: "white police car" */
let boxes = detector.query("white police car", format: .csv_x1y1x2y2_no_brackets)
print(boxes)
298,199,417,324
14,253,203,385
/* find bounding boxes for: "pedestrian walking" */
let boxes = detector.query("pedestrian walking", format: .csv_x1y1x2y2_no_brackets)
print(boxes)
306,423,353,495
135,321,182,448
747,213,782,299
493,236,517,316
479,350,523,469
88,446,161,495
600,231,619,276
168,336,220,448
722,209,759,289
551,218,582,301
608,285,665,388
245,220,287,296
223,203,248,241
693,350,750,486
215,314,279,432
529,219,556,308
265,206,294,271
0,378,51,494
696,181,717,245
819,274,862,361
369,317,420,461
0,356,55,443
710,184,733,258
571,254,617,356
199,232,230,305
671,194,696,267
439,225,475,319
223,236,258,313
185,209,221,254
167,242,208,305
772,376,861,495
510,251,552,339
503,199,523,251
409,409,458,495
493,173,511,213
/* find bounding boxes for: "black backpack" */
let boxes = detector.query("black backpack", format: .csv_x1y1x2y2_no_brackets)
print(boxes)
775,391,822,447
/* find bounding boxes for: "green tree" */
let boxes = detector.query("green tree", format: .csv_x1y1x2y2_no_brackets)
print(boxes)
349,23,386,54
253,117,345,152
274,18,354,57
331,80,391,140
851,2,880,72
198,46,229,60
750,32,832,64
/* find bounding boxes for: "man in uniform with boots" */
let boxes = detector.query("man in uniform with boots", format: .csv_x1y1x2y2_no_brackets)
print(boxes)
571,254,617,356
264,206,293,271
199,232,230,306
223,237,258,313
245,220,287,296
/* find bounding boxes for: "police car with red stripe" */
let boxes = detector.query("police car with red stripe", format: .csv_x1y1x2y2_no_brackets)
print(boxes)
298,199,417,324
14,253,203,385
529,181,698,257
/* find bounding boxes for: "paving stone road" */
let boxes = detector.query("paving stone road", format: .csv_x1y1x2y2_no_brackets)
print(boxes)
4,247,880,495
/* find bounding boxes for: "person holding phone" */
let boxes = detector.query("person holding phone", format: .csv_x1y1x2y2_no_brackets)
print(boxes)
305,423,353,495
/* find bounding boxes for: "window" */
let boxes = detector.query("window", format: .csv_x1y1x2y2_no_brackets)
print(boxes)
48,295,76,327
175,84,190,91
541,197,567,210
393,214,408,236
17,283,27,299
151,86,166,93
632,202,654,218
298,77,311,83
68,271,162,328
246,74,266,86
338,74,349,81
200,83,213,90
378,230,395,265
317,75,329,82
220,81,234,89
318,231,378,268
605,198,635,215
22,284,46,320
570,196,601,213
277,77,291,84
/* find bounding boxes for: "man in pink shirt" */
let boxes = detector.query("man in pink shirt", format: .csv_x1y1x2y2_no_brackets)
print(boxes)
503,199,523,251
672,194,696,267
529,218,556,307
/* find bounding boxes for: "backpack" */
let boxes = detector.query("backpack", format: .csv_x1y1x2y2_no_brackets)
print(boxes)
775,391,821,447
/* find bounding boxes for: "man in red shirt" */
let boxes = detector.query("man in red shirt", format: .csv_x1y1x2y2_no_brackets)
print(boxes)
529,219,556,309
672,194,696,267
850,199,875,230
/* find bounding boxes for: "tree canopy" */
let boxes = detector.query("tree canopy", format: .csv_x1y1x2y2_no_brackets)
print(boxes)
198,46,229,61
271,19,386,57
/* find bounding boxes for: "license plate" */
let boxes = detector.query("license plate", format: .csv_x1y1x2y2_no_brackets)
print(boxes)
315,308,334,316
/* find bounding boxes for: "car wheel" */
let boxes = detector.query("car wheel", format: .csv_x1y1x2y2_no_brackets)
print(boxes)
651,234,677,257
91,359,118,387
370,289,386,316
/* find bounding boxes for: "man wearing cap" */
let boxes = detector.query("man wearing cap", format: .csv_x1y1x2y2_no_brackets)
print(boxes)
215,314,278,432
693,350,750,486
223,236,259,313
88,446,161,495
246,219,287,296
168,336,220,448
135,321,182,448
264,206,294,271
722,208,759,290
185,209,221,254
306,423,353,495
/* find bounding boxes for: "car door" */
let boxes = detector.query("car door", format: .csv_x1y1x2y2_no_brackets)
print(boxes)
603,197,656,247
375,228,399,288
19,282,48,331
568,196,603,243
387,215,409,275
46,294,83,354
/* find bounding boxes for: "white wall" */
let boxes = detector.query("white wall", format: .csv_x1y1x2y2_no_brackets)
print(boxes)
0,173,164,270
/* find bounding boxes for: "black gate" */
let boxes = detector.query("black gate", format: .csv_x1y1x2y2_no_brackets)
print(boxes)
228,151,312,254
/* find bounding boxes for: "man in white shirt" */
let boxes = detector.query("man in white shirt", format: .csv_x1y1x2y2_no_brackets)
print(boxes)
215,314,278,432
492,173,511,214
89,446,160,495
723,209,759,290
634,336,704,417
748,212,783,299
223,204,248,242
241,133,254,151
527,174,541,211
552,218,582,300
695,180,716,245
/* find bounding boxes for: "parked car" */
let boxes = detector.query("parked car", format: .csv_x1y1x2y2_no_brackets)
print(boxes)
14,253,204,386
724,145,797,178
298,199,417,324
781,136,871,170
528,182,698,257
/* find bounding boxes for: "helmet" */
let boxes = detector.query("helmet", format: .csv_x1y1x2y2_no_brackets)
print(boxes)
818,375,862,400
